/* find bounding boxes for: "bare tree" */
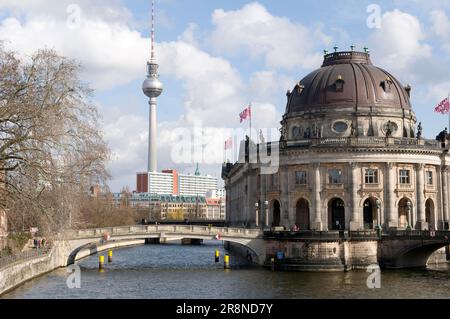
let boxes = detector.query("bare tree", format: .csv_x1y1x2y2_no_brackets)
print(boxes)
0,45,110,235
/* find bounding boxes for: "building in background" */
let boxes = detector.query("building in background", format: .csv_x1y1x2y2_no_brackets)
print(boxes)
112,192,207,220
136,168,218,197
206,188,226,200
206,198,225,220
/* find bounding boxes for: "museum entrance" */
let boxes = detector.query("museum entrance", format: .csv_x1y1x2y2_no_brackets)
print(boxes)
296,198,310,230
272,200,281,227
329,198,345,230
363,198,375,230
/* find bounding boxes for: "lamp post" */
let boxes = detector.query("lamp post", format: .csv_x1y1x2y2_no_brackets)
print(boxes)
255,202,259,228
264,200,269,229
406,200,412,230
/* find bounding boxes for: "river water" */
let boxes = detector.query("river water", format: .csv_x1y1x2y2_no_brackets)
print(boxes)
2,241,450,299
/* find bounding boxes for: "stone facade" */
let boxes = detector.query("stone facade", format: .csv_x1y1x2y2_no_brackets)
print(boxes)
264,239,378,271
223,50,450,233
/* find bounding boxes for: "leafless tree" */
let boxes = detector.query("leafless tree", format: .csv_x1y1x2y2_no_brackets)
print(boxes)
0,45,110,235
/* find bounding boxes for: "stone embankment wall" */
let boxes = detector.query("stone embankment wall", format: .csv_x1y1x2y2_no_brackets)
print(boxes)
0,239,145,296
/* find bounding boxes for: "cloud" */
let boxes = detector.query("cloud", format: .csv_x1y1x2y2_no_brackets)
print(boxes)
0,1,306,191
430,10,450,52
369,9,432,76
0,14,148,91
209,2,331,70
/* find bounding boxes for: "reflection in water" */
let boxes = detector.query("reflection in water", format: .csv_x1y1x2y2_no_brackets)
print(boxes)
2,241,450,299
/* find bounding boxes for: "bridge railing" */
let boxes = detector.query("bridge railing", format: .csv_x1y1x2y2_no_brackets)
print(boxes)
68,225,263,239
383,229,450,239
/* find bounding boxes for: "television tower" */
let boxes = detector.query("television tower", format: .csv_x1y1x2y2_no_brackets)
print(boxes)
142,0,163,172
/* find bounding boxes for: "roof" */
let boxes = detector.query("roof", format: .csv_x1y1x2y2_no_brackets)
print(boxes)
285,51,411,115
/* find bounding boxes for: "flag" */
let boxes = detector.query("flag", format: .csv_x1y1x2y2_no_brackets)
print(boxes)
224,137,233,150
434,97,450,114
239,106,252,123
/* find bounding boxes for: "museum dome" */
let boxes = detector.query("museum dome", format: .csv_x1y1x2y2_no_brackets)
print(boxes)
285,50,412,115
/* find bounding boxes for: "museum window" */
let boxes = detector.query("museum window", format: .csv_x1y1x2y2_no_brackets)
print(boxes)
426,171,433,185
295,171,307,185
365,169,379,184
328,169,343,184
399,169,410,184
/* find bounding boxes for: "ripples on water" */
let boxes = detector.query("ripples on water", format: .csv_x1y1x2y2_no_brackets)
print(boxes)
2,241,450,299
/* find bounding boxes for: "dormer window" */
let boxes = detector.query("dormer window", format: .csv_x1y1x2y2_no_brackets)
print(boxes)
335,75,344,92
381,77,393,93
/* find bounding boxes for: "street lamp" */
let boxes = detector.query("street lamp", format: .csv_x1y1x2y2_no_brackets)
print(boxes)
264,200,269,228
255,202,259,228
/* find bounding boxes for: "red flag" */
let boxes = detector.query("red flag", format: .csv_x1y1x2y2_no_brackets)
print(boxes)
224,137,232,150
434,97,450,114
239,106,252,123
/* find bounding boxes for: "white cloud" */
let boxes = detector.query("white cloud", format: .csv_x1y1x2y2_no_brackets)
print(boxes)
210,2,330,70
430,10,450,52
0,1,301,191
0,14,148,91
369,9,432,75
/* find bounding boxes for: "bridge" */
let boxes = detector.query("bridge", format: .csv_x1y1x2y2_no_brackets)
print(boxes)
60,225,265,266
263,229,450,269
57,226,450,270
379,230,450,269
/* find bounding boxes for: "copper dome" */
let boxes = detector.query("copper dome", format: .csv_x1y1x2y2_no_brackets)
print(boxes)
285,51,411,114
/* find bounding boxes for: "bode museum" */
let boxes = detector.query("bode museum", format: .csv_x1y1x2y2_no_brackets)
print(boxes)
223,48,450,235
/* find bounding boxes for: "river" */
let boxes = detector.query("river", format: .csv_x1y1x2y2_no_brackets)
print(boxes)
2,241,450,299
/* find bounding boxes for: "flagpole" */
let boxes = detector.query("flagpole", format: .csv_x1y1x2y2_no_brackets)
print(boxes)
249,102,252,143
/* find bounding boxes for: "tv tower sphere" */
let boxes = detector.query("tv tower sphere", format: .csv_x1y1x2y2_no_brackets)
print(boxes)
142,62,163,98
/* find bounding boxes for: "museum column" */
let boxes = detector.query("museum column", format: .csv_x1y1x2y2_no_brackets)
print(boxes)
349,162,361,231
416,164,427,230
312,163,323,230
440,167,448,230
446,169,450,227
386,162,397,229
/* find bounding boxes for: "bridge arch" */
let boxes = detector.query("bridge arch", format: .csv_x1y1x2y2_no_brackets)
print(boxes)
381,241,450,269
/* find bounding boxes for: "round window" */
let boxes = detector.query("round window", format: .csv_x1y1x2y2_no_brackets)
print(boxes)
332,121,348,133
383,121,398,133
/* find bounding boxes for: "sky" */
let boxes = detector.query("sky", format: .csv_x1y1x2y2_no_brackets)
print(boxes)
0,0,449,192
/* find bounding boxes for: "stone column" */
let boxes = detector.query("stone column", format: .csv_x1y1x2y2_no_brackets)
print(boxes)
280,166,290,227
311,164,323,230
349,162,361,231
440,167,448,230
416,164,427,230
385,162,397,229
